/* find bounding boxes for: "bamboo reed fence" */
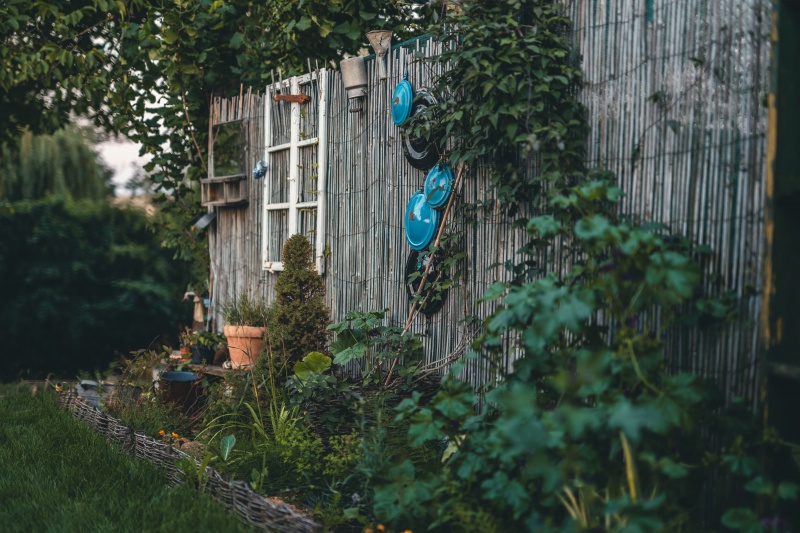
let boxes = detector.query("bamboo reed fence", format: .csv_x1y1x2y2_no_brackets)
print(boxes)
207,0,770,408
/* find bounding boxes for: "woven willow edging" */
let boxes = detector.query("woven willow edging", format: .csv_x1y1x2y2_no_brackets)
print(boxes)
58,391,321,533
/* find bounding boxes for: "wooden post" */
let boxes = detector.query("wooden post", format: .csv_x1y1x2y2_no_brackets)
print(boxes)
760,2,800,520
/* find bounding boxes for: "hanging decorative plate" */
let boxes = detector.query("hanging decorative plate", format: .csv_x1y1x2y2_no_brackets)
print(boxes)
404,190,440,251
402,89,440,171
392,75,413,126
423,163,454,208
404,249,450,316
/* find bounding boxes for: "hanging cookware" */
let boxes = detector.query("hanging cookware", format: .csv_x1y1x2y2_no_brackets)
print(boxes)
402,89,440,171
423,163,454,208
404,249,449,316
391,71,413,126
404,190,440,251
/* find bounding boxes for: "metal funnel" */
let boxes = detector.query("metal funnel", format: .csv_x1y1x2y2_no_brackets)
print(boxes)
366,30,393,80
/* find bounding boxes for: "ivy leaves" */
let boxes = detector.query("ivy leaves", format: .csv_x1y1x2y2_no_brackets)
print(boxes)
0,0,125,141
430,0,587,216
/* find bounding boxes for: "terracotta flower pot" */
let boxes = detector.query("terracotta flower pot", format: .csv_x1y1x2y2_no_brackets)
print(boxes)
223,325,266,368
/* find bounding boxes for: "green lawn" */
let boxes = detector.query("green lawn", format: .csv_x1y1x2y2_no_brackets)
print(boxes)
0,388,254,532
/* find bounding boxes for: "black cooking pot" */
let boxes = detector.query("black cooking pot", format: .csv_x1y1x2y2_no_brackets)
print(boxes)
404,248,450,316
402,89,442,171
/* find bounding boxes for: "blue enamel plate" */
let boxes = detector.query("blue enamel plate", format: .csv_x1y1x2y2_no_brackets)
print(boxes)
404,191,440,251
392,79,413,125
424,163,454,208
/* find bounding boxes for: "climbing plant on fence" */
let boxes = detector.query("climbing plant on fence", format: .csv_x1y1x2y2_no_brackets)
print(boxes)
402,0,589,319
364,1,800,531
432,1,587,215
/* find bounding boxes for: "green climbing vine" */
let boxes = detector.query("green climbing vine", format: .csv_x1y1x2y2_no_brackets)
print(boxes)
403,0,588,319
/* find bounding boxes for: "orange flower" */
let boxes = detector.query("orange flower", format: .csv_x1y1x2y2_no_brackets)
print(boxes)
402,530,413,533
376,526,385,532
171,432,179,438
364,529,374,533
158,430,166,437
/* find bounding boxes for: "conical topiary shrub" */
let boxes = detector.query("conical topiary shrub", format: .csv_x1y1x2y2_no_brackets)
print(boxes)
271,235,331,364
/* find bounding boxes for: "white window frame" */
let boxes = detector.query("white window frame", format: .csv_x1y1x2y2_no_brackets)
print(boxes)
261,69,328,274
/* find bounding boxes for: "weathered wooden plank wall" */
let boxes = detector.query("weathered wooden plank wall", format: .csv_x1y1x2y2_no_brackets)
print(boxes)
208,0,770,405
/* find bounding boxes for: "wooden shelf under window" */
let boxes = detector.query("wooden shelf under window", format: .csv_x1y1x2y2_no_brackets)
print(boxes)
201,175,249,207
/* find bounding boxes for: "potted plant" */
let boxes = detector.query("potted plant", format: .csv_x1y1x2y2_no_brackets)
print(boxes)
190,331,225,365
178,326,193,361
222,292,269,369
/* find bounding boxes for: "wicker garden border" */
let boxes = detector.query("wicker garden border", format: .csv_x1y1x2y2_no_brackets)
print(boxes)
58,391,321,533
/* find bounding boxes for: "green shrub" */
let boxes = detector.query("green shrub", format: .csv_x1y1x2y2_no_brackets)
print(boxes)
322,432,362,480
270,234,331,364
327,309,424,391
374,176,799,531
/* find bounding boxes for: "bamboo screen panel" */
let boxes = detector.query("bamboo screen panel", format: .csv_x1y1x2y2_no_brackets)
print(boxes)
208,0,770,407
566,0,770,406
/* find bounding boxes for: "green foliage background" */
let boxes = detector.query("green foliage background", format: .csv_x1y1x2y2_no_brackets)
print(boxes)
0,197,189,380
1,0,432,267
0,127,112,202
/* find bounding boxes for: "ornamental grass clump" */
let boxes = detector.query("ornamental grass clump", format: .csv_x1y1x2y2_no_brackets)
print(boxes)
221,292,270,327
222,292,270,368
270,234,331,364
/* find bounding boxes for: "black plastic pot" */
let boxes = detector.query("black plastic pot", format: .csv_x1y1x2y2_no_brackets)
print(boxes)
190,345,214,365
160,371,204,417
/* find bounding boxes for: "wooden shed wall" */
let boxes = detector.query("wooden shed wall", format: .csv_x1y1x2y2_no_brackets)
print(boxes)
208,0,770,404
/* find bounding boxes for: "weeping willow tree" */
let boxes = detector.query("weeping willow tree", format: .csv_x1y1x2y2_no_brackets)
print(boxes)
0,127,112,201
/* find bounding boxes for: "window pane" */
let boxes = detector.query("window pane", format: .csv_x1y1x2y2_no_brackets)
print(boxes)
212,120,246,177
266,210,288,262
268,150,289,204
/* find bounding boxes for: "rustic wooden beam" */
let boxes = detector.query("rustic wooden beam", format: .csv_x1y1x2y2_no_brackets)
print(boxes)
272,93,311,104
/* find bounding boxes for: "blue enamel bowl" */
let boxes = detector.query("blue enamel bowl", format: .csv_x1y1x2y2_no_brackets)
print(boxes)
392,79,413,126
424,163,454,208
161,371,200,382
404,190,440,251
